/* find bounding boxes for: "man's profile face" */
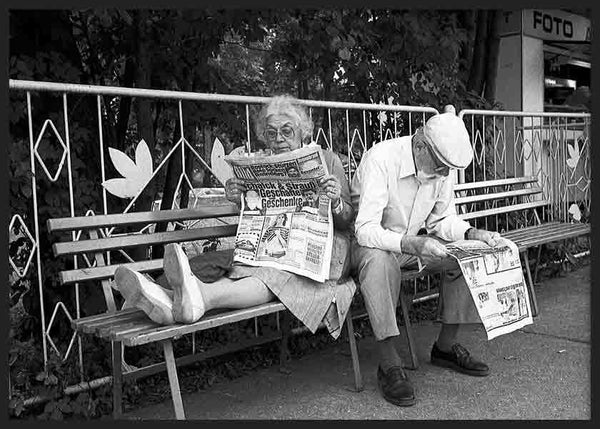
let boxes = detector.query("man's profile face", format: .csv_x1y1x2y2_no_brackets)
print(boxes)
414,133,451,182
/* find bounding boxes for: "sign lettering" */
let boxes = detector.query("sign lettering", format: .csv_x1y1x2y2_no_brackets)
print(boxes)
525,9,590,41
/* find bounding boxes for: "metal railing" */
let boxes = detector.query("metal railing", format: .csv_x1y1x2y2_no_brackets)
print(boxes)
8,79,441,402
458,109,591,230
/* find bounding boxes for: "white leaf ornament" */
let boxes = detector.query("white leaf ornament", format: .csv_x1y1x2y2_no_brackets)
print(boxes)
568,204,582,222
135,139,153,174
102,139,153,199
210,137,235,186
566,140,580,169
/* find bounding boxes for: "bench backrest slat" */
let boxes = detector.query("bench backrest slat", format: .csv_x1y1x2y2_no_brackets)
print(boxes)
453,176,538,191
59,259,165,285
457,200,548,220
47,206,238,232
59,248,234,285
454,187,542,205
53,224,237,256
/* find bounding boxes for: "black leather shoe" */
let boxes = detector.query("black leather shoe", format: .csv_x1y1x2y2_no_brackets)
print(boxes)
377,366,416,407
431,342,490,377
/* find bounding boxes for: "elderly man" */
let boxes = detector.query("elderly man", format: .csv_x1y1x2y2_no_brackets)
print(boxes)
350,105,500,407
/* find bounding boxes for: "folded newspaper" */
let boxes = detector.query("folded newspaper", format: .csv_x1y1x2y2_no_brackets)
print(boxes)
445,237,534,340
224,146,333,282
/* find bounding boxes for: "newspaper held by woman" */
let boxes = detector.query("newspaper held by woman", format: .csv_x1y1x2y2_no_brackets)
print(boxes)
225,145,334,282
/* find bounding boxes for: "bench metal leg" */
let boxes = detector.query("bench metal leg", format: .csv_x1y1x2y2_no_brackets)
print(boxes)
533,245,542,285
344,307,363,392
560,241,581,270
522,250,540,318
111,341,123,419
399,284,418,370
162,340,186,420
279,312,292,374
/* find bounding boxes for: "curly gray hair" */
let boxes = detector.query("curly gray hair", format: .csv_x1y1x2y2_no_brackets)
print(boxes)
255,95,314,144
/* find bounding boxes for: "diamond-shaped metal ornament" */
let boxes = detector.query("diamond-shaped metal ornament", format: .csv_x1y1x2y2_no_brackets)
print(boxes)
472,129,484,165
314,127,331,149
514,130,524,164
45,301,77,360
8,214,37,278
34,119,68,182
494,129,506,163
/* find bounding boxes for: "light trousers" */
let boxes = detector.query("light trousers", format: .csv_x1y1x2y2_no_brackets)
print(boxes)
352,240,482,341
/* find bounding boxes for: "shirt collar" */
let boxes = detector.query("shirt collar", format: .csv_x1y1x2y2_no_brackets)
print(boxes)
398,134,417,179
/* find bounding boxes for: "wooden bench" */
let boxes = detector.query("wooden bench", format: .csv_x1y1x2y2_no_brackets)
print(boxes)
47,206,363,420
454,175,590,316
48,177,589,419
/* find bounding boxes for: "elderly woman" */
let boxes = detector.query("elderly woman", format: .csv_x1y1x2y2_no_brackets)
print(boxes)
115,95,356,339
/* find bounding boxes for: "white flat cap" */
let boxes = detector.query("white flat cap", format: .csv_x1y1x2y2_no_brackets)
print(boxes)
423,105,473,169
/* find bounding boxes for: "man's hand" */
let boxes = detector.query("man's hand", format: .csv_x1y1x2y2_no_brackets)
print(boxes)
466,228,501,247
225,177,246,205
401,235,448,263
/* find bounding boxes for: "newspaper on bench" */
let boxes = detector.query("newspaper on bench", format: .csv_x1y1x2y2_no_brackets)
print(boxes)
224,146,333,282
445,237,534,340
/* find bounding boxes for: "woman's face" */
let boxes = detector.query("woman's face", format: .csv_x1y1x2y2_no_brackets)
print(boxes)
264,113,302,154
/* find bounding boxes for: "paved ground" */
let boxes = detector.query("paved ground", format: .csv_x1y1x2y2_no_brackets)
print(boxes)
126,264,590,420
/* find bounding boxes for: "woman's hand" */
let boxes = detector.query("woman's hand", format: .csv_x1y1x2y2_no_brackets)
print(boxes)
318,174,342,205
225,178,246,205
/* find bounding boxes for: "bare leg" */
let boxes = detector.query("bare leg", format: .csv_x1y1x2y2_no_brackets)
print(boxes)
164,243,274,323
201,276,275,311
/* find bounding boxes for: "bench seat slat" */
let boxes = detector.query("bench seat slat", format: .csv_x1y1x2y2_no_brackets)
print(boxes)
458,200,548,220
81,312,150,334
501,222,566,240
455,187,542,205
124,302,287,346
53,224,238,257
47,206,238,232
110,322,165,341
71,307,142,328
453,176,538,191
505,225,590,249
502,222,588,241
73,302,287,346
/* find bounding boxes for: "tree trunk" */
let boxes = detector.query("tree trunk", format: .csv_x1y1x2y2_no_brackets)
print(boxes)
458,10,477,78
132,10,157,213
483,11,500,102
129,10,157,260
466,10,489,96
115,56,137,149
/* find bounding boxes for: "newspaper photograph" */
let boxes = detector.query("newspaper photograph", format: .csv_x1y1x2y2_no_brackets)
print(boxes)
225,146,333,282
446,237,534,340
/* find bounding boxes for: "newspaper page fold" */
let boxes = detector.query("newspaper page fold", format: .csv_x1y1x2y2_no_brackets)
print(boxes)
224,146,333,282
446,237,534,340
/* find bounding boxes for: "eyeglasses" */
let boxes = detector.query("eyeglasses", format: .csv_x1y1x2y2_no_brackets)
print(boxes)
264,125,295,142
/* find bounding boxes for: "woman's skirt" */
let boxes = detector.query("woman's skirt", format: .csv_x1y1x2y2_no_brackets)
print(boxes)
228,264,356,339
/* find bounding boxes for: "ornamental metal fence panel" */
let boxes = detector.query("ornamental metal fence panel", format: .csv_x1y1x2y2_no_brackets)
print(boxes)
457,109,591,232
8,79,441,401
